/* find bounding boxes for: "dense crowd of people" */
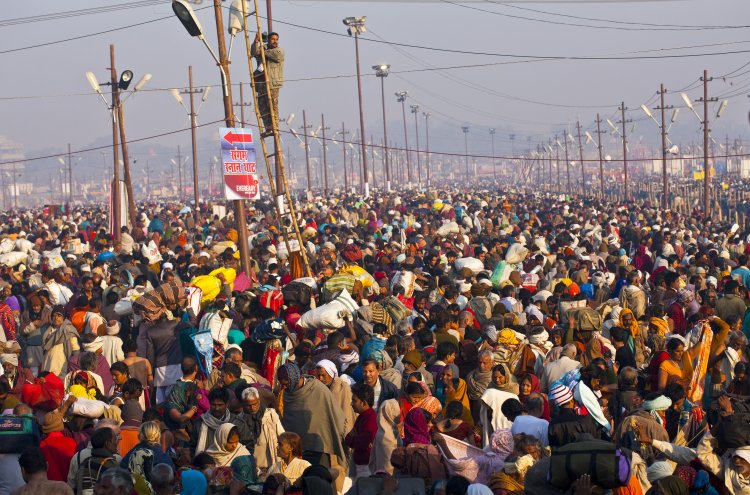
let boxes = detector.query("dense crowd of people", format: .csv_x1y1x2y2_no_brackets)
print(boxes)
0,190,748,495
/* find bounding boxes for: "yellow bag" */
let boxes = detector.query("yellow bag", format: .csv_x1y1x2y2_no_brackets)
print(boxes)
191,275,222,303
209,267,237,288
340,264,376,289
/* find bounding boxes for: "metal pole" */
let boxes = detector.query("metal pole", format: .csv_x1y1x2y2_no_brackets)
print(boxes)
620,103,628,201
399,97,412,184
212,0,250,276
177,145,183,200
463,127,470,182
189,66,200,218
490,129,496,182
379,76,391,191
596,114,604,198
424,113,431,188
109,45,121,241
12,161,17,209
321,114,329,195
302,110,311,191
342,122,348,190
353,32,369,196
412,105,421,185
67,143,73,204
555,135,560,191
659,84,668,209
703,69,711,216
563,130,571,194
576,121,585,196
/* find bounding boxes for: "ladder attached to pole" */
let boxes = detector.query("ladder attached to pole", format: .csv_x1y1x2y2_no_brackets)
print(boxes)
239,0,313,278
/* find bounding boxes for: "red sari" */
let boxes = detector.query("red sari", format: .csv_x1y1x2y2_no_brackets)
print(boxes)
518,373,550,421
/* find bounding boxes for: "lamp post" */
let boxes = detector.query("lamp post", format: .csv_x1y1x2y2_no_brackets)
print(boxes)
410,104,421,186
343,16,369,196
423,112,431,188
85,54,150,238
462,126,470,183
396,91,412,185
172,0,251,276
489,128,496,182
374,64,391,191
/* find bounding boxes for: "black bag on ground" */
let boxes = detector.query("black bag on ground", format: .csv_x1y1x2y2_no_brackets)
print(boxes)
716,399,750,450
549,440,632,489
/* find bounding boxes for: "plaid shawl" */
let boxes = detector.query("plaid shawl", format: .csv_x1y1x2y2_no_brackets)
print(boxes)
133,280,187,322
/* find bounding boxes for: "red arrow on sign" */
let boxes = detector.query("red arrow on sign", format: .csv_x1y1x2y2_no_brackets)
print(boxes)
223,130,253,145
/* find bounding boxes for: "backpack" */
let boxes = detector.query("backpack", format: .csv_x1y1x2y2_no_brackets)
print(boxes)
549,440,632,490
564,307,602,343
716,399,750,450
76,452,117,495
281,281,312,307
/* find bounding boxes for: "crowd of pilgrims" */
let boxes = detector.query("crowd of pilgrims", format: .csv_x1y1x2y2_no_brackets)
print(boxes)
0,191,745,495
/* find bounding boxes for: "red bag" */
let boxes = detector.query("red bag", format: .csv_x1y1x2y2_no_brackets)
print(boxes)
259,290,284,315
21,373,64,411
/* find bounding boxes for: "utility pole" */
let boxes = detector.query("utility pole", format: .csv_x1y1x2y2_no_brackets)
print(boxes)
212,0,250,275
509,134,516,179
396,92,412,184
618,102,630,201
66,143,73,204
188,66,200,217
654,84,673,209
411,105,421,186
489,128,496,182
321,114,329,195
112,46,136,227
375,66,391,191
595,114,605,199
424,112,431,188
548,139,554,189
109,45,121,241
12,161,18,209
301,110,311,191
700,69,715,216
462,127,470,183
576,121,585,196
563,130,571,194
555,135,561,192
341,123,349,191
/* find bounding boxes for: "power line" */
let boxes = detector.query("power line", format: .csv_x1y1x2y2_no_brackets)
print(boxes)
0,1,165,28
487,1,750,31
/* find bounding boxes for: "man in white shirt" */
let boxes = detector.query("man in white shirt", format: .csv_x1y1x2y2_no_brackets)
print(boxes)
502,397,549,448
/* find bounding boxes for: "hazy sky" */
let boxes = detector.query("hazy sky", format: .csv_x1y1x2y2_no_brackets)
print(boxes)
1,0,749,189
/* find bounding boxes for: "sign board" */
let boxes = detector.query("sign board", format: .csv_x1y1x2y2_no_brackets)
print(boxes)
220,127,259,200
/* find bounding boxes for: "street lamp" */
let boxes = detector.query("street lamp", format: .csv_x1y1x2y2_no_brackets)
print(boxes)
85,61,150,237
410,104,421,186
462,126,470,183
395,90,412,185
373,64,391,192
343,16,369,196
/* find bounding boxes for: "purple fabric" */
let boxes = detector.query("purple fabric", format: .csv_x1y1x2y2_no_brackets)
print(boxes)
4,296,20,313
404,408,431,445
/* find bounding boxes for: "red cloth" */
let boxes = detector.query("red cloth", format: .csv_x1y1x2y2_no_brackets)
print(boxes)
40,432,78,482
667,302,687,336
0,304,16,341
344,406,377,465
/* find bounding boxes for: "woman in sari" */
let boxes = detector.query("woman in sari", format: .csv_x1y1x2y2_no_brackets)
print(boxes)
619,308,646,366
399,375,443,424
205,424,252,467
489,364,519,395
517,374,550,421
657,336,701,391
390,408,447,488
437,364,473,426
164,379,208,443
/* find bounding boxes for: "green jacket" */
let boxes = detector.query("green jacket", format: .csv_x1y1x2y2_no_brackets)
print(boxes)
251,42,284,90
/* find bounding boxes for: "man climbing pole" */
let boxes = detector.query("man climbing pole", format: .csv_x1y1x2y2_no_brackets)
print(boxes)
251,31,285,137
